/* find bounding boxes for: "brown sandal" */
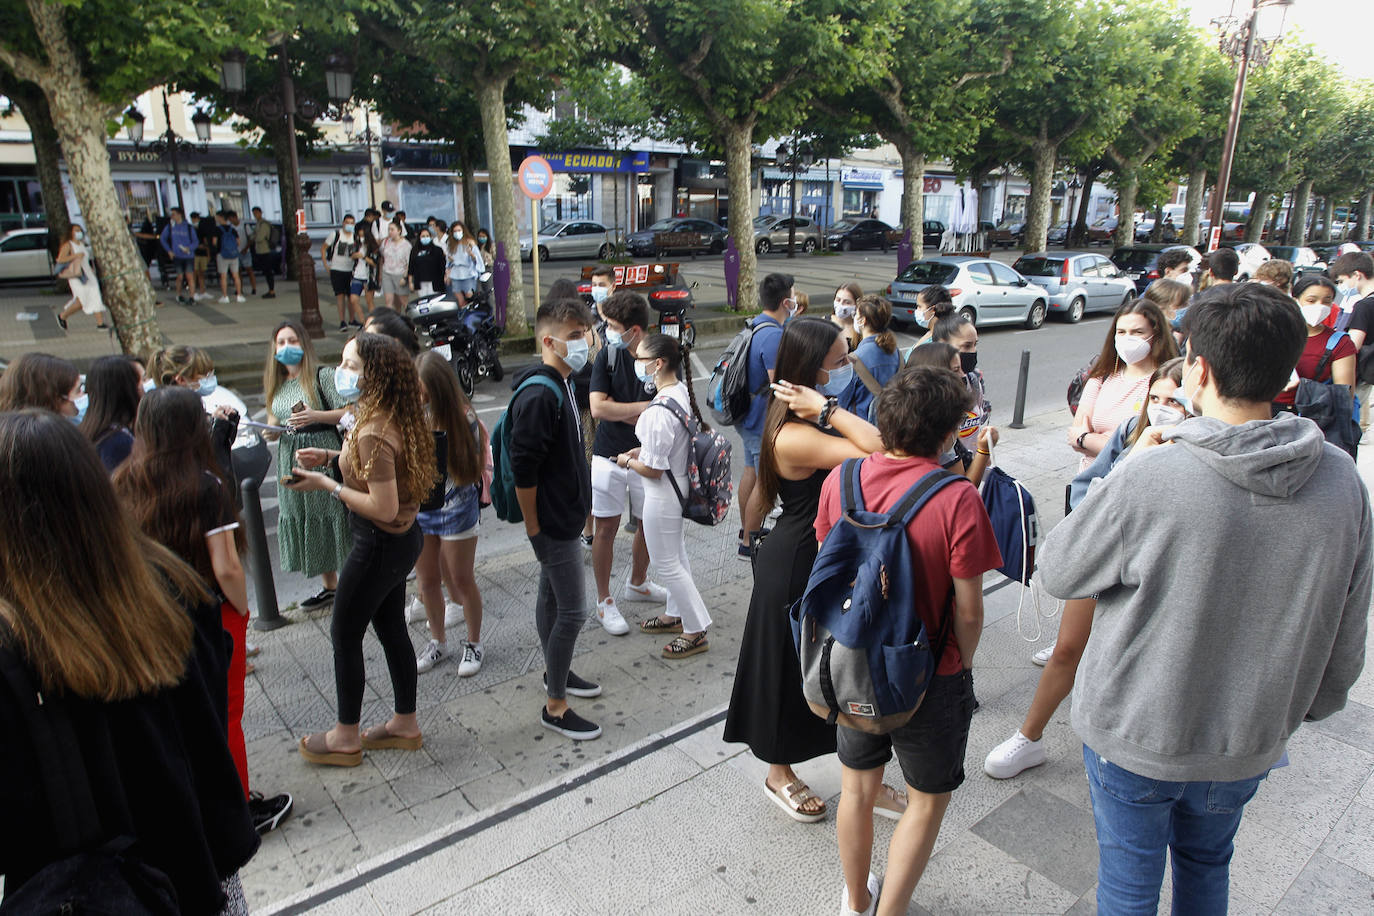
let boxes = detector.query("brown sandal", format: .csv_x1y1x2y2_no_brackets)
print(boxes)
662,632,709,659
360,722,423,751
640,615,682,634
298,731,362,767
764,779,826,823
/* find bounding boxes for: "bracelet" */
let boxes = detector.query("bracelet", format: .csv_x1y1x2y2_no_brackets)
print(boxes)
331,482,345,501
1076,431,1089,449
977,448,991,456
817,397,839,429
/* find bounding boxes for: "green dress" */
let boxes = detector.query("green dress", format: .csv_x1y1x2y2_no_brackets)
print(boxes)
272,368,352,578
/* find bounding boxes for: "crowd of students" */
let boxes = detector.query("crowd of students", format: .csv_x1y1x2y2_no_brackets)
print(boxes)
0,246,1370,914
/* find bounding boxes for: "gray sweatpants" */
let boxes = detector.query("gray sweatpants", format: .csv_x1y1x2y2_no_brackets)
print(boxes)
530,534,586,700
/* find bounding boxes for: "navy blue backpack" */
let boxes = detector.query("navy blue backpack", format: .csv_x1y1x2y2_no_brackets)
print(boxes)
981,465,1039,585
789,459,965,734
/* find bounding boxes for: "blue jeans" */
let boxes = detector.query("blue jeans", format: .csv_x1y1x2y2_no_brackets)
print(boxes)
739,428,763,469
1083,745,1266,915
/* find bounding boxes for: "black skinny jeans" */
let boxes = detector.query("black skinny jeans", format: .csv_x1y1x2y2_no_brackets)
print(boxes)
332,513,423,726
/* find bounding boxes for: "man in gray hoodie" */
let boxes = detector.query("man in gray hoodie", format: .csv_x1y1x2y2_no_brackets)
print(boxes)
1039,282,1372,914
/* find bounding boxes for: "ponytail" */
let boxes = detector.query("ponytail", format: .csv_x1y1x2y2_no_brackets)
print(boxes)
856,294,897,355
639,333,709,430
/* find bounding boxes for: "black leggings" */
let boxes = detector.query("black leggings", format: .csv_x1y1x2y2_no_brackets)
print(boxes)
332,514,423,726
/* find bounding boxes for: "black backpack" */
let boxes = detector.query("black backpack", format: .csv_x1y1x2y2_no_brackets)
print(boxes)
0,648,180,915
707,318,773,426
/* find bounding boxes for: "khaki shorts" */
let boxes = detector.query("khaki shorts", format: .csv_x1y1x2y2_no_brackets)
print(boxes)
195,254,209,272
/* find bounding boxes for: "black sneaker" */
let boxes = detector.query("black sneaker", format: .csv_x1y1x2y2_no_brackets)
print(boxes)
349,320,364,329
579,533,593,548
541,706,602,741
300,588,335,610
544,671,602,698
262,291,277,299
248,791,293,834
338,322,349,333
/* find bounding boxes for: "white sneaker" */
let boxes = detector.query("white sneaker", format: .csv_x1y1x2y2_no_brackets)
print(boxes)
984,730,1048,779
217,295,229,304
1032,642,1056,666
623,578,669,603
457,641,483,677
840,872,881,916
596,597,629,636
405,595,425,624
444,601,463,627
235,295,246,303
194,292,209,301
415,639,449,673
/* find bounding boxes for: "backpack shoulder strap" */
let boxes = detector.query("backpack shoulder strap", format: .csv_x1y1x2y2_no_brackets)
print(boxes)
887,468,962,528
515,374,566,408
840,457,865,515
851,358,881,395
1314,331,1348,382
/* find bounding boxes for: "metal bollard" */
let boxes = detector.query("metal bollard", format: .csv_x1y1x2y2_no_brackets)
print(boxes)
1010,349,1031,430
241,476,287,631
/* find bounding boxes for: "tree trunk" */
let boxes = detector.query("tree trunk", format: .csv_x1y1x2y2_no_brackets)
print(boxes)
1244,196,1268,243
3,82,71,256
1265,200,1281,243
896,143,925,259
1307,196,1322,241
723,122,758,313
1353,190,1370,242
1072,171,1094,247
1114,173,1139,248
19,2,157,354
475,78,526,333
1183,167,1206,247
266,119,302,281
1024,139,1056,255
1285,180,1312,246
459,145,479,231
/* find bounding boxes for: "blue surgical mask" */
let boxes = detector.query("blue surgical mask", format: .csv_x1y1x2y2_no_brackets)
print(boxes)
818,363,853,396
560,336,589,373
420,236,433,246
590,286,610,305
276,344,305,366
334,367,361,400
70,394,88,424
605,327,626,350
635,359,656,383
142,378,156,393
196,373,218,397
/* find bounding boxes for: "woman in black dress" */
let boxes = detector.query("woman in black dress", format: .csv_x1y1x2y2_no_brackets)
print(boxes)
724,318,886,822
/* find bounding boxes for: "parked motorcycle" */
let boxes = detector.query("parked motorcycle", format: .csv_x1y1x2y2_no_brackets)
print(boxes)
405,272,503,396
650,291,695,349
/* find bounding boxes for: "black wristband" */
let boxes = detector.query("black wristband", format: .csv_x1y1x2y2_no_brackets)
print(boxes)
818,397,839,429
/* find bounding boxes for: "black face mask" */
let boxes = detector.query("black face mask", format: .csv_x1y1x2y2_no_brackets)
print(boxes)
960,350,978,374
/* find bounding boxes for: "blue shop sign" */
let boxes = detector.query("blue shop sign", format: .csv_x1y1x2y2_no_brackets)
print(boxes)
536,150,650,173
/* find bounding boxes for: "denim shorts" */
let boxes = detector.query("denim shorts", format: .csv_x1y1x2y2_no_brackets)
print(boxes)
739,428,763,469
349,277,366,296
836,670,976,794
416,483,480,539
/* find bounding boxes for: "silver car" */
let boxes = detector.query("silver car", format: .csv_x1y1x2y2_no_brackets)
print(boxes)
0,229,53,281
1012,251,1137,323
751,215,821,254
887,256,1051,330
518,220,613,262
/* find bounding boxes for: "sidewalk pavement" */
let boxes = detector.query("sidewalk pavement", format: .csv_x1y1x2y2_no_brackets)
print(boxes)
232,403,1374,914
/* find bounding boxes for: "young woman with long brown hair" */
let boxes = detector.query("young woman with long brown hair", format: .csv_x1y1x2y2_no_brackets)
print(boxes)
0,352,81,418
286,333,438,767
724,317,901,824
262,320,352,610
113,387,294,835
0,408,258,914
78,354,142,471
412,350,488,676
53,223,108,331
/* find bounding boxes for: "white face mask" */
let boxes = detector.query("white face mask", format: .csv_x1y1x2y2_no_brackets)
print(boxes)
833,302,855,319
1115,334,1153,366
1299,303,1332,327
1146,404,1185,427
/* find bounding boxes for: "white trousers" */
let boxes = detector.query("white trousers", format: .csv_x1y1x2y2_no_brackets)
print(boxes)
641,482,712,633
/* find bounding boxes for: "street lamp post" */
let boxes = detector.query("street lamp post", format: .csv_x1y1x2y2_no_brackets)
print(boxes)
219,45,354,339
1207,0,1293,251
125,91,213,215
776,138,814,259
341,106,380,212
1066,174,1082,247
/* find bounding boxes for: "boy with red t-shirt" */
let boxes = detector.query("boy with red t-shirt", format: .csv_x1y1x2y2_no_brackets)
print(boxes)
815,365,1002,916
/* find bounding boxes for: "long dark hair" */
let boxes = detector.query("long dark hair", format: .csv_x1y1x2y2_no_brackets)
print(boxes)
0,409,205,700
114,386,244,584
758,318,841,509
79,354,141,446
1088,300,1179,382
415,350,484,488
349,333,438,505
931,305,970,345
365,306,421,355
906,341,959,371
0,352,78,412
638,334,706,426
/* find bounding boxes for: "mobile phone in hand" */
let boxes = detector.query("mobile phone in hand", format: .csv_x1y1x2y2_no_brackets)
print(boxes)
291,400,307,414
280,473,302,486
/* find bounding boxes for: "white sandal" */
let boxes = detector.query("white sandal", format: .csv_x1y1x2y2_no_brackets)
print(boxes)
764,779,826,823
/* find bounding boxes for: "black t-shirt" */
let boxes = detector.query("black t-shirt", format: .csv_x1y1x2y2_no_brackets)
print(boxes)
1347,295,1374,377
589,345,648,457
196,471,237,583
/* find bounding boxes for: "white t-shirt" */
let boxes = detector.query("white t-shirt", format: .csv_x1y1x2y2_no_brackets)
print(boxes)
327,231,355,272
634,382,693,483
352,249,371,281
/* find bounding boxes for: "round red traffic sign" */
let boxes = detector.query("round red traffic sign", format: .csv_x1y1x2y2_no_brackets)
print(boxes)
518,156,555,201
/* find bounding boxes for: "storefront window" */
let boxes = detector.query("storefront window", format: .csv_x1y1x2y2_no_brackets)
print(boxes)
400,177,456,226
843,188,877,217
115,180,164,223
302,179,339,225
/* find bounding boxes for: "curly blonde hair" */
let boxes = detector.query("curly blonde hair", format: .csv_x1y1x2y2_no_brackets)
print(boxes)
347,333,437,505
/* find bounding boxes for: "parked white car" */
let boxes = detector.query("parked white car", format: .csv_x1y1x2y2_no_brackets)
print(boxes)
0,229,53,281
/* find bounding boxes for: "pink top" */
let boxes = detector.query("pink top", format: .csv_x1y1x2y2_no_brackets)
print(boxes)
1075,372,1149,470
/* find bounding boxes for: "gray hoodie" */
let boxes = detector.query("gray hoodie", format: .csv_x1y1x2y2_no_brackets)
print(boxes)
1039,413,1372,782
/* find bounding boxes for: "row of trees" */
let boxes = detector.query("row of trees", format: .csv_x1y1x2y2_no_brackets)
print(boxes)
1,0,1369,350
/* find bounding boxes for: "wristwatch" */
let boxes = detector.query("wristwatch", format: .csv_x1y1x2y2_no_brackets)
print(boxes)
818,397,839,429
331,482,345,501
